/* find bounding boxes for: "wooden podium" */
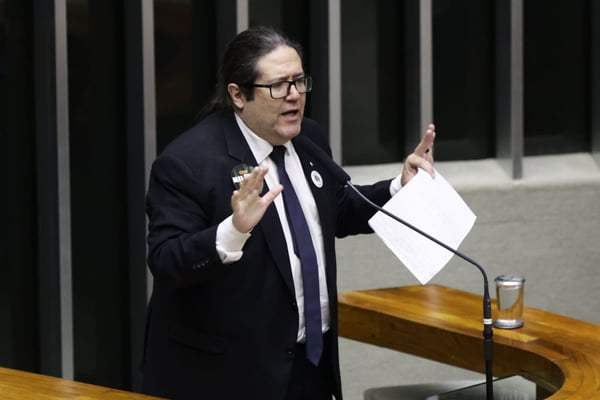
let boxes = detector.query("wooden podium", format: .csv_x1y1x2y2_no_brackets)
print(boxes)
338,284,600,399
2,284,599,399
0,367,165,400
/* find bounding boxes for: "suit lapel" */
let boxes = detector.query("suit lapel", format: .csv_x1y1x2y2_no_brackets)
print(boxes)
223,112,295,294
224,112,255,165
292,135,336,237
292,136,337,288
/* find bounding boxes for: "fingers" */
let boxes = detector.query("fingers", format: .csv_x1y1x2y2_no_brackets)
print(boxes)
231,166,281,233
407,153,435,176
238,166,267,196
413,125,435,168
414,124,436,159
401,154,434,186
400,124,437,186
262,183,283,203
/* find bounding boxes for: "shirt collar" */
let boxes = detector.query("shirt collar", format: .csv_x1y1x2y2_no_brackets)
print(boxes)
234,113,275,164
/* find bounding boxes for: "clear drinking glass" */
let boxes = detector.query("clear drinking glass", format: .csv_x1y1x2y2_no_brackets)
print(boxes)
493,274,525,329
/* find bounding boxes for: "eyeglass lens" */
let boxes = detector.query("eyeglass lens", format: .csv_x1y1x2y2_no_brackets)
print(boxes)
271,77,311,98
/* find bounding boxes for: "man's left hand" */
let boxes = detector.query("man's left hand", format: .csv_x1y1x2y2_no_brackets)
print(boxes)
401,124,436,186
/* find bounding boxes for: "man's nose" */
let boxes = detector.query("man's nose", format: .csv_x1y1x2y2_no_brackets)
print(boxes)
285,83,301,99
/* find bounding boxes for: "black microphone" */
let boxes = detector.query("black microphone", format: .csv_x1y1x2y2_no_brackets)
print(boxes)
299,136,495,400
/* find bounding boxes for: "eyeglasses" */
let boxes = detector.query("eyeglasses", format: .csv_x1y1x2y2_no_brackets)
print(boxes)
251,76,312,99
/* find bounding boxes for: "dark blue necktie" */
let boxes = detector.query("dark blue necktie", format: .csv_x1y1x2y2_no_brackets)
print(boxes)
270,145,323,366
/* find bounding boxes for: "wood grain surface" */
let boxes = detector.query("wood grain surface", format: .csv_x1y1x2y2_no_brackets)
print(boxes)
0,366,165,400
2,284,599,399
338,284,600,399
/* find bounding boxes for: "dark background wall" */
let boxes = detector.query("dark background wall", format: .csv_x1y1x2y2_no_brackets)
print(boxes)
1,0,599,393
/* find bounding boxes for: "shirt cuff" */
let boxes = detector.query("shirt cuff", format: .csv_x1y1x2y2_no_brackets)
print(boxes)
216,215,252,264
389,175,403,196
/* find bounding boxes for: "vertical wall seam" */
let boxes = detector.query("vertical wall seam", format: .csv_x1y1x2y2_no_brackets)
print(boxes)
590,1,599,163
236,0,249,33
511,0,523,179
328,0,342,163
55,0,73,380
420,0,433,136
142,1,156,300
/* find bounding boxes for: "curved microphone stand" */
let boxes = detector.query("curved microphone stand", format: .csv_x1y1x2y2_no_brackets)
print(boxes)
346,181,494,400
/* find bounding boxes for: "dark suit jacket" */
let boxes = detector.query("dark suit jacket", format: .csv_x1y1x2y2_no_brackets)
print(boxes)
141,110,392,400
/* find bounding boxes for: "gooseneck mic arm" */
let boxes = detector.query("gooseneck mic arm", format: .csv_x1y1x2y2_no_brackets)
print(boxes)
296,136,493,400
346,181,494,400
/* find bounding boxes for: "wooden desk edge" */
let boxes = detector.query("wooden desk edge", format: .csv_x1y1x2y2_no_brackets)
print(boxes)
338,284,600,399
0,366,166,400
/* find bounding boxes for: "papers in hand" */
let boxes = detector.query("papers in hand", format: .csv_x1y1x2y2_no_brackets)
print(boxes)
368,169,476,285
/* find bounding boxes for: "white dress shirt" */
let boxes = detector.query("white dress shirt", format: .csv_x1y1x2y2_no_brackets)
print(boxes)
215,113,330,342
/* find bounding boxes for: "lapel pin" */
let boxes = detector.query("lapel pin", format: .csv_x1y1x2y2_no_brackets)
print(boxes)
311,170,323,188
231,164,255,190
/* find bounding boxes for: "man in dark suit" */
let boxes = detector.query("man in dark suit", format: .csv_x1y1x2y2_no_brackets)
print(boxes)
141,26,435,400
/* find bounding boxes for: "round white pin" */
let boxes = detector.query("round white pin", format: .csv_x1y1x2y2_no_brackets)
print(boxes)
311,170,323,188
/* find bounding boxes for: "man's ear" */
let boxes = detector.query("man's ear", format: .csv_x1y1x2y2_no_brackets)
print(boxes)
227,83,246,110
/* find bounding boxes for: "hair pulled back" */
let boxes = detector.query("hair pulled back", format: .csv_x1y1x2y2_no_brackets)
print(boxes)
201,26,304,117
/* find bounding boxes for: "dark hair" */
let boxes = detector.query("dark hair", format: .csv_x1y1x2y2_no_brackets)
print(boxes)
200,26,304,117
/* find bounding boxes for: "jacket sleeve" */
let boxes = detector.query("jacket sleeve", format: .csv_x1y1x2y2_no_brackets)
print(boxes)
145,153,226,288
334,179,392,238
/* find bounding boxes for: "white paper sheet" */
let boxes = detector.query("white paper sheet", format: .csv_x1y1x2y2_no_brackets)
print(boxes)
368,169,476,284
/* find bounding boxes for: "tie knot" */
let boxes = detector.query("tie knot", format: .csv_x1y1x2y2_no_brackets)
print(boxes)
270,145,286,165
